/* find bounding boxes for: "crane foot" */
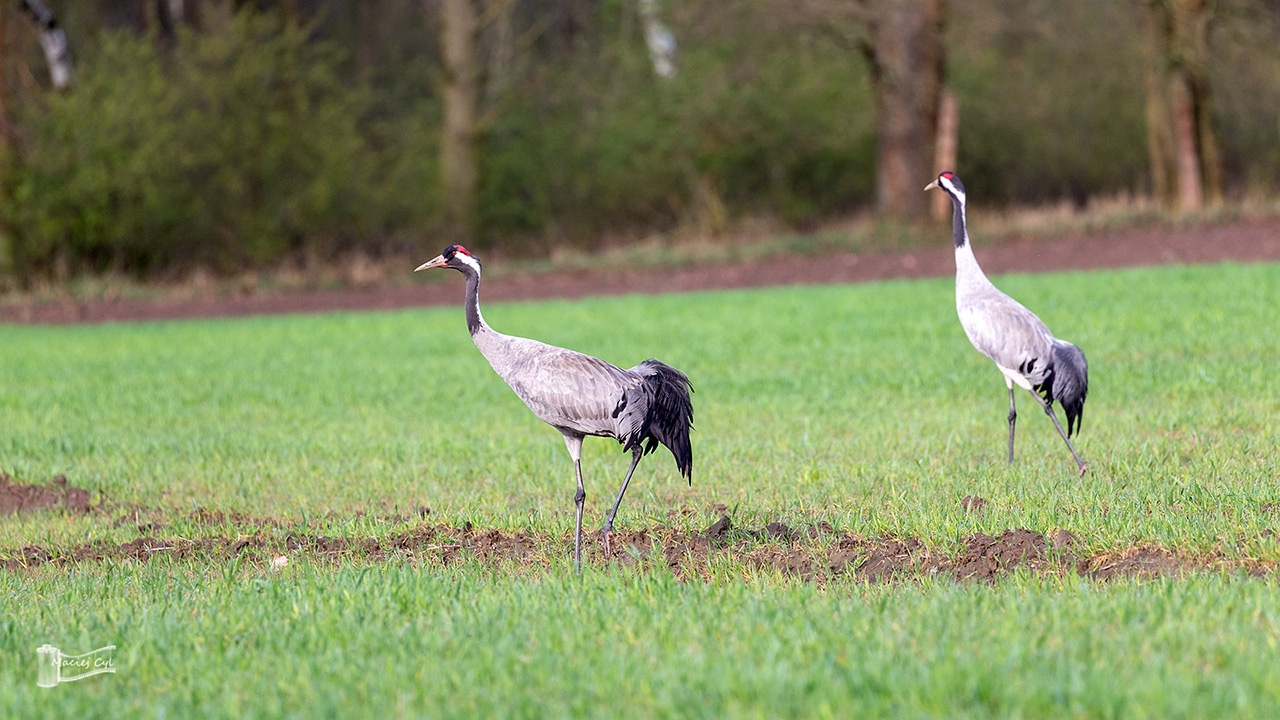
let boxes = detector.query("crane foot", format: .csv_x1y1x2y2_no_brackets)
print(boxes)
600,525,616,557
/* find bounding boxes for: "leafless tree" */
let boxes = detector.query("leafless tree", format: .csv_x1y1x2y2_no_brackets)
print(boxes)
1142,0,1223,211
803,0,946,219
434,0,551,241
860,0,945,219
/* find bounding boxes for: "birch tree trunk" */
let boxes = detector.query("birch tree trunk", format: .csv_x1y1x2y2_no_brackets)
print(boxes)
19,0,73,89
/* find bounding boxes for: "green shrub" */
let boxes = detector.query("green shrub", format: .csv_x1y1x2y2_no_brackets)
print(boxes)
2,1,1278,281
5,12,378,280
477,3,876,246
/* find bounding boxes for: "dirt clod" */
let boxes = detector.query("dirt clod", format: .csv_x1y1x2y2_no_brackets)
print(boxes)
953,529,1051,582
960,495,988,515
0,472,97,516
703,515,732,540
806,521,834,540
1050,529,1079,550
1079,548,1189,580
754,522,794,542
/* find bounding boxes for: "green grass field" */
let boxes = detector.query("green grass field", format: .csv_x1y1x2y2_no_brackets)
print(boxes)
3,260,1279,717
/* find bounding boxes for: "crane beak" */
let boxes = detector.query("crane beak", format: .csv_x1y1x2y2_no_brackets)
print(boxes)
414,255,448,272
924,179,940,191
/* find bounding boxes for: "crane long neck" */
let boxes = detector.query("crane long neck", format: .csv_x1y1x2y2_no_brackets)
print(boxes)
463,268,487,336
951,197,968,249
950,196,988,288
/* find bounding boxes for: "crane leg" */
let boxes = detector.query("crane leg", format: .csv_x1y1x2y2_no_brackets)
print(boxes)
602,448,643,557
573,460,586,573
1007,384,1017,464
563,434,586,574
1028,391,1088,477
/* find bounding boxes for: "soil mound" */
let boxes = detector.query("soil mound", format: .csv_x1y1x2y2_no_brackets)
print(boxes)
0,473,96,516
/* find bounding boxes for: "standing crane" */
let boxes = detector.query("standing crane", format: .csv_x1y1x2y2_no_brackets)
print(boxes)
415,245,694,572
925,172,1089,475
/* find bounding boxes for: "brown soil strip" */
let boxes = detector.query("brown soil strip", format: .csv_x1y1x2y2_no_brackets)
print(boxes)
2,515,1267,584
3,218,1279,325
0,473,99,516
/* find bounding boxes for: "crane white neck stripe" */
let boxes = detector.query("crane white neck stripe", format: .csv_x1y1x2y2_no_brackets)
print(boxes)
459,254,489,334
456,253,482,275
940,176,965,205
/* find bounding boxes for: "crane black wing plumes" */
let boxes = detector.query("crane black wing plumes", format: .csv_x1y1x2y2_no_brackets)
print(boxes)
1036,340,1088,437
627,359,695,484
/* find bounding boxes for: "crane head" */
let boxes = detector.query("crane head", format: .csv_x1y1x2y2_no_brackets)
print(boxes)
415,244,481,273
924,171,966,204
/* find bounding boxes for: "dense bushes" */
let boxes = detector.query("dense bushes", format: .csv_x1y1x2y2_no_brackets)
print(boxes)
0,1,1276,283
5,14,380,278
477,13,877,243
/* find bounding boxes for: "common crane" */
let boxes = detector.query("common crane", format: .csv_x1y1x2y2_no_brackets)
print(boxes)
415,245,694,572
925,172,1089,475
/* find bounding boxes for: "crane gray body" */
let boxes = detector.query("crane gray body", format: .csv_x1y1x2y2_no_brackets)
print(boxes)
928,173,1088,474
476,329,657,444
955,243,1076,397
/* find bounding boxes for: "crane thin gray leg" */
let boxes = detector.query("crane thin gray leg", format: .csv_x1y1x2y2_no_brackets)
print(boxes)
562,433,586,574
602,448,643,556
573,459,585,573
1028,391,1087,476
1007,385,1017,464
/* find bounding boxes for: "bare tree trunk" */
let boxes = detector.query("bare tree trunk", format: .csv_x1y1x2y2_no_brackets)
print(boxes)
1187,0,1222,207
486,0,513,106
279,0,298,24
0,4,8,275
439,0,481,241
149,0,189,42
1170,75,1203,211
931,88,957,220
354,0,381,77
860,0,944,219
1142,63,1173,202
1142,0,1222,212
205,0,233,31
143,0,159,33
0,4,7,142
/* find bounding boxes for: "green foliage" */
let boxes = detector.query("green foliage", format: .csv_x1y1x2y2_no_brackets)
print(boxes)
1211,2,1280,193
948,1,1151,203
479,1,875,242
2,1,1280,279
4,13,378,279
5,567,1280,718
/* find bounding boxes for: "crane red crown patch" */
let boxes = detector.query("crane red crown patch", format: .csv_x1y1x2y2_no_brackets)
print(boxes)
454,245,472,256
941,172,954,180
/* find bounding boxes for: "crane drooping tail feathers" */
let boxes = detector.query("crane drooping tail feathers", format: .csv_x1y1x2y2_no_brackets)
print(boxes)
1035,340,1088,437
625,359,695,484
